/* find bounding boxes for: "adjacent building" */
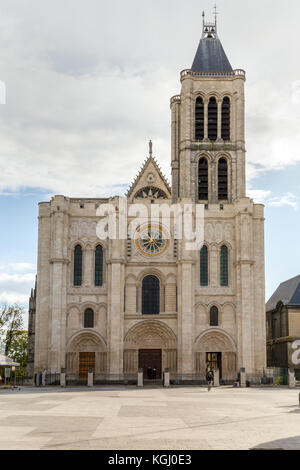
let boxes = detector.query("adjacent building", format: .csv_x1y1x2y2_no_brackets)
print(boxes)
266,275,300,379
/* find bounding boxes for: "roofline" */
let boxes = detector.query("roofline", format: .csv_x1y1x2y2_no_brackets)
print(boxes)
181,69,246,81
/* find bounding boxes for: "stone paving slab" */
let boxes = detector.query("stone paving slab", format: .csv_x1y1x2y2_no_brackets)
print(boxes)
0,386,299,450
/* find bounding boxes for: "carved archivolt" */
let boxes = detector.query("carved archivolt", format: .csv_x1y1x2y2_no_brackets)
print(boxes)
195,329,236,353
67,330,106,353
124,320,176,349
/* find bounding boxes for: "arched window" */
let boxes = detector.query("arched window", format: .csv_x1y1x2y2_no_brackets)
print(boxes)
95,245,103,286
195,97,204,140
218,158,228,200
198,157,208,200
208,97,218,141
220,245,229,286
74,245,82,286
142,275,160,314
84,308,94,328
200,245,208,286
210,306,219,326
221,97,230,141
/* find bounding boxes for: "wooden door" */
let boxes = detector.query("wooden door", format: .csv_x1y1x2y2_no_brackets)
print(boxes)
206,352,222,378
139,349,162,379
79,352,95,381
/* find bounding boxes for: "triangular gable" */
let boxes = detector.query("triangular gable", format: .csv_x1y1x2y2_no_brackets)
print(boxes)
127,155,171,202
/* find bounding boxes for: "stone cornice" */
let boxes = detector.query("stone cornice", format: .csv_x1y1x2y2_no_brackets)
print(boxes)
124,313,177,320
234,260,255,266
49,258,70,265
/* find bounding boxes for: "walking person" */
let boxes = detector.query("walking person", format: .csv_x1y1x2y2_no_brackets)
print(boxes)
206,369,214,391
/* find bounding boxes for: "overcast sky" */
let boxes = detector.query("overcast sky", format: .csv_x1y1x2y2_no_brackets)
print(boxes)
0,0,300,307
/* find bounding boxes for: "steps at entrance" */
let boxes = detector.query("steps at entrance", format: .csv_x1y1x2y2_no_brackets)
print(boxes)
144,379,163,386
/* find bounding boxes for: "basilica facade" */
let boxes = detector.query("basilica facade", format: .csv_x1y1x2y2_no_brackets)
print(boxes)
28,17,266,383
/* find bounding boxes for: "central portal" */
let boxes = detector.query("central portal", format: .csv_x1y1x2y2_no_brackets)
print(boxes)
139,349,162,380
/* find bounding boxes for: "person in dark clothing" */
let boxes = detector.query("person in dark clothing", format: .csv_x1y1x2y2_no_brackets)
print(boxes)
152,368,157,381
206,370,214,391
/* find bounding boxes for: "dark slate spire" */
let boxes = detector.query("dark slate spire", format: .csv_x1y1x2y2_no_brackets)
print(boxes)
191,11,233,73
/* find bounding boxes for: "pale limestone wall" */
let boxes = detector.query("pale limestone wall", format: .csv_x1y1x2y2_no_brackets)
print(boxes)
33,193,265,380
32,64,266,382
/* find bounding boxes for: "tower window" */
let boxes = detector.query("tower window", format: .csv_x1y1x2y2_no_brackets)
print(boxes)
198,157,208,200
221,97,230,141
95,245,103,286
210,306,219,326
84,308,94,328
218,158,228,200
220,245,229,287
200,245,208,286
208,97,218,141
142,275,160,314
195,97,204,140
74,245,82,286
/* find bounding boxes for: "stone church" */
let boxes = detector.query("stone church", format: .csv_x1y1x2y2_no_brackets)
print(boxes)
27,15,266,383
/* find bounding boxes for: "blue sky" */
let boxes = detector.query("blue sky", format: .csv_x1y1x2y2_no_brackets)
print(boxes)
0,0,300,308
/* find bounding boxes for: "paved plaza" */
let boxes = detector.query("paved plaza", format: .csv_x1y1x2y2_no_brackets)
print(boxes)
0,386,299,450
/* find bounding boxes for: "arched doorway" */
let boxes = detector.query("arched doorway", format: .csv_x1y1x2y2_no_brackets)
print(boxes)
194,329,236,380
66,331,107,383
124,321,177,379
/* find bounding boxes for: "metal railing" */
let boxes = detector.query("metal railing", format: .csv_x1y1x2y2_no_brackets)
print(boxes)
180,69,246,80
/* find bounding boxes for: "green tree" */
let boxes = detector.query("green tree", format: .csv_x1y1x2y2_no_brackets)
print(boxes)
7,330,28,367
0,305,25,356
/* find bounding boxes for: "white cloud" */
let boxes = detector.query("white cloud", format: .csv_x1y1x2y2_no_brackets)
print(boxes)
247,189,271,205
0,291,29,305
267,192,298,212
10,263,36,273
0,263,36,308
0,1,299,198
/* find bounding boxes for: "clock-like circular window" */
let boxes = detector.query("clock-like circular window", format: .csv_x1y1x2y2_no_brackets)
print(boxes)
136,224,169,257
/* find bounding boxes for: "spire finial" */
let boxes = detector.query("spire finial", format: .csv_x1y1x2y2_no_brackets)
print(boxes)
214,4,218,30
149,139,153,157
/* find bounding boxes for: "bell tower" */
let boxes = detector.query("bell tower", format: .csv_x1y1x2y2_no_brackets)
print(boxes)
171,11,246,204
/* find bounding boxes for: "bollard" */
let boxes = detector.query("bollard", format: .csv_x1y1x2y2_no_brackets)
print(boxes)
240,368,246,388
213,368,220,387
288,369,296,389
164,369,170,388
88,369,93,387
137,368,143,387
42,370,47,387
60,368,66,388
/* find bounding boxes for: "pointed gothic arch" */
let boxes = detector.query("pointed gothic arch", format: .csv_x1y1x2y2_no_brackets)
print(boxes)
198,157,209,200
195,96,204,140
218,157,228,200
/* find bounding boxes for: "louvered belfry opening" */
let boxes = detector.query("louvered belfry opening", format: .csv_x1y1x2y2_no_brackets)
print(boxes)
221,97,230,141
218,157,228,200
195,96,204,140
198,157,208,200
208,97,218,141
142,275,160,315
